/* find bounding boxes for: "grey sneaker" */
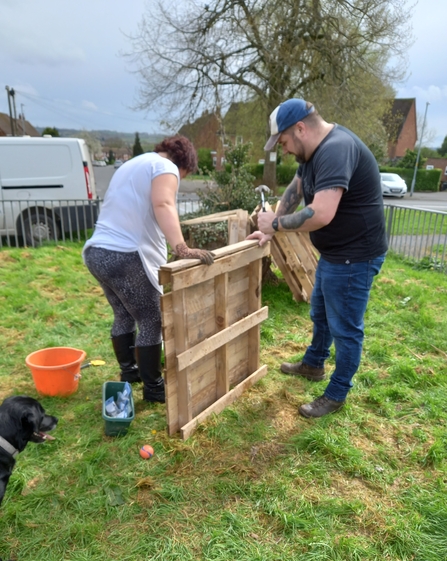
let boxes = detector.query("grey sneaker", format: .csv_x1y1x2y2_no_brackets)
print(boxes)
298,395,345,418
280,360,325,381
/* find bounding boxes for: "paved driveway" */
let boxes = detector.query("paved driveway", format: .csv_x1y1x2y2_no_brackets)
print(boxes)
385,191,447,213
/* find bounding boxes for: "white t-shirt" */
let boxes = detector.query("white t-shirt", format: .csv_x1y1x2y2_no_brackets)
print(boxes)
83,152,179,292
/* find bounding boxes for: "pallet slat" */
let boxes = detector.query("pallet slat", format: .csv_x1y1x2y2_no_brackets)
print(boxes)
160,239,269,439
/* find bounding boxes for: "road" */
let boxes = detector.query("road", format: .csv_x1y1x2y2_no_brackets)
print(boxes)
93,166,447,213
383,191,447,213
93,166,207,200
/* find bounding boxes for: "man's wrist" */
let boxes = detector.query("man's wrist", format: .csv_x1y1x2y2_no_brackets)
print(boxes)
272,216,279,232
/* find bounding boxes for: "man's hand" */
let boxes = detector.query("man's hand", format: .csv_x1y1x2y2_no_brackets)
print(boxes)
174,242,215,265
246,231,273,247
257,210,277,235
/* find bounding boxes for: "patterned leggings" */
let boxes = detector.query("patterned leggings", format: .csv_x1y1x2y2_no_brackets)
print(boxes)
84,246,162,346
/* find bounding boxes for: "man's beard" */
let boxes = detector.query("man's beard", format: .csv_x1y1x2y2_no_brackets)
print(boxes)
293,137,307,164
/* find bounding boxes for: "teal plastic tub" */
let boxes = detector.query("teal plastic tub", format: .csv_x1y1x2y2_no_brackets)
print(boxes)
102,381,135,436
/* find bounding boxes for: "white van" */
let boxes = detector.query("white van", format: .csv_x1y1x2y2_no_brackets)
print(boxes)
0,136,100,245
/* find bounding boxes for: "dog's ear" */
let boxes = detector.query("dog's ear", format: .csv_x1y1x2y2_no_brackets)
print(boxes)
21,407,43,435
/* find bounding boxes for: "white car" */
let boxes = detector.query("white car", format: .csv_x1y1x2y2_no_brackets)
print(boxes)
114,159,123,169
380,172,407,198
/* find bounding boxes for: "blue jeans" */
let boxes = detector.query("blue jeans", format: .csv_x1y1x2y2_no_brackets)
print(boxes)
302,254,386,402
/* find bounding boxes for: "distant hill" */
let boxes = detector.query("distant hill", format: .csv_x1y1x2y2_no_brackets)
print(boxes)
35,127,165,145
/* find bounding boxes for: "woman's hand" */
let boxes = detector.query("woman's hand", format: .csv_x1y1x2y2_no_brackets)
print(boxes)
175,242,215,265
246,231,273,247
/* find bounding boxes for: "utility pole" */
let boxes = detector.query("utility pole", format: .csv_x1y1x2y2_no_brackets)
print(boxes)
20,103,26,135
410,101,429,197
5,86,16,136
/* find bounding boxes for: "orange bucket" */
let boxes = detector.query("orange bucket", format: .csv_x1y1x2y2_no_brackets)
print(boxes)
25,347,86,397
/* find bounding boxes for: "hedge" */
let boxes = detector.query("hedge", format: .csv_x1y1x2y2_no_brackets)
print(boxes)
379,166,442,192
244,163,299,185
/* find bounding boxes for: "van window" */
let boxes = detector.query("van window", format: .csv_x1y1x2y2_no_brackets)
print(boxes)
0,144,73,183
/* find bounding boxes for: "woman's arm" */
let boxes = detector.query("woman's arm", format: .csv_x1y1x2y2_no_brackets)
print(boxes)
151,173,214,264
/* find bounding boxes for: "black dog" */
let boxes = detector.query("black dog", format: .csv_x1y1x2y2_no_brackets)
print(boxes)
0,395,58,507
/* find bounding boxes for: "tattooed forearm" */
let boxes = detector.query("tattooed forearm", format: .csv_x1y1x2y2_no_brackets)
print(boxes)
277,177,303,216
279,207,315,230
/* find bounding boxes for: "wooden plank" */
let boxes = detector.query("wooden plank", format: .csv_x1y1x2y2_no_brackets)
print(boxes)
271,238,304,302
214,272,229,398
177,307,268,372
180,209,241,225
247,258,262,374
228,215,240,245
171,243,270,291
158,240,261,285
288,233,318,274
180,365,268,440
237,209,249,241
275,234,315,302
171,288,193,427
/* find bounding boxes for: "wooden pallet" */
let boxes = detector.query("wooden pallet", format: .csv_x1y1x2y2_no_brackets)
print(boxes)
271,231,318,303
181,209,249,246
250,203,319,303
159,240,270,440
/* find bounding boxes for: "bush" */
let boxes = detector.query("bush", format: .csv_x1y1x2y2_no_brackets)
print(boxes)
243,163,298,186
198,142,259,213
197,148,214,174
276,163,299,186
379,166,442,192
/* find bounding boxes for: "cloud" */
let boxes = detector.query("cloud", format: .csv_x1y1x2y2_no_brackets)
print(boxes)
0,8,85,67
82,101,99,111
397,85,447,103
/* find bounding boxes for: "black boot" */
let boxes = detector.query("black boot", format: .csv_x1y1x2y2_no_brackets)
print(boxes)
135,344,165,403
111,332,141,383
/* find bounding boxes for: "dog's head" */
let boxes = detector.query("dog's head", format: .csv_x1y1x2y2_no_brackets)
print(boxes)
0,396,58,453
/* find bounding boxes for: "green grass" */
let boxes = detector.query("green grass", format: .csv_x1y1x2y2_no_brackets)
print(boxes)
384,207,447,236
1,245,447,560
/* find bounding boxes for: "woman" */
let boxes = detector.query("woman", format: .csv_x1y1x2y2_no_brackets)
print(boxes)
83,135,214,403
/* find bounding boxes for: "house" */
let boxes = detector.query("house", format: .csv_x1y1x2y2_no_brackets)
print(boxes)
384,98,417,160
425,158,447,187
0,112,40,137
178,104,267,166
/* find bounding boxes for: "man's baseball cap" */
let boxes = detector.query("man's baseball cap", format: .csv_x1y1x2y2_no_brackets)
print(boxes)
264,99,315,152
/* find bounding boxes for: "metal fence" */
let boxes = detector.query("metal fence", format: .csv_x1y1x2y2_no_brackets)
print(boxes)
0,197,203,248
2,198,447,271
384,204,447,270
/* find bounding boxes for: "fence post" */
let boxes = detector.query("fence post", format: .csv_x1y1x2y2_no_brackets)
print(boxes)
386,205,394,243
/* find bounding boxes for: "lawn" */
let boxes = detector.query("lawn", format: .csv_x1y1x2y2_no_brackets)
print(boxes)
1,244,447,560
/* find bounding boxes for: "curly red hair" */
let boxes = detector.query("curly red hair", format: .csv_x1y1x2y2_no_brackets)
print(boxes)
154,135,198,174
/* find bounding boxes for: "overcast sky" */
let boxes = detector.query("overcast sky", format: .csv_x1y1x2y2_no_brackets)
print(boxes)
1,0,446,147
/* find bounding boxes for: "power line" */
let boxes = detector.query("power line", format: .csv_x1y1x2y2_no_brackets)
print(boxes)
13,89,161,129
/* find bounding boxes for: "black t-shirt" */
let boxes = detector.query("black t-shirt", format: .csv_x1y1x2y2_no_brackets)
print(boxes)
297,124,388,263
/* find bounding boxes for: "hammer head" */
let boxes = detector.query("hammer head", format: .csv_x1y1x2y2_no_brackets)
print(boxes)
255,184,271,212
255,184,271,195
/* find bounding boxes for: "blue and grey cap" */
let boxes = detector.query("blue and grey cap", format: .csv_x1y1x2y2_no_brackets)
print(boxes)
264,99,315,151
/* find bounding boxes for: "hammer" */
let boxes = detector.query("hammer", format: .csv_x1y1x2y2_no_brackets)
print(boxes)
255,184,271,212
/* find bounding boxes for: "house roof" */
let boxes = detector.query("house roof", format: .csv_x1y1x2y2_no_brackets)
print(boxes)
0,112,40,137
384,98,416,141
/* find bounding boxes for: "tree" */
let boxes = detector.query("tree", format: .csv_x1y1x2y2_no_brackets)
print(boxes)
127,0,414,185
73,130,102,160
395,149,426,169
439,135,447,157
42,127,59,137
417,112,437,148
420,147,440,159
132,132,144,157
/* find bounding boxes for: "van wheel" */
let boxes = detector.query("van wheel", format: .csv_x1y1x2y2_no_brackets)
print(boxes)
21,212,60,246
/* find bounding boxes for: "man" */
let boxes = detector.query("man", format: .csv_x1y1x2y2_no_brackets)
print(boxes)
248,98,387,418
